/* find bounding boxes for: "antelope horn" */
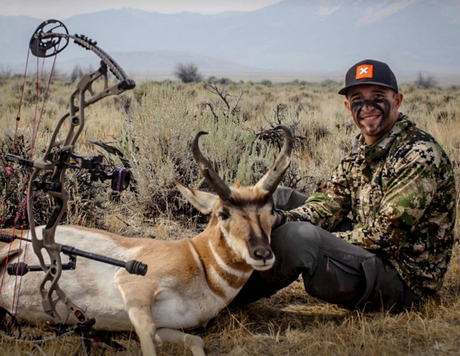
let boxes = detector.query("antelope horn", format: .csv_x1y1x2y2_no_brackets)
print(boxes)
255,125,293,197
192,131,232,201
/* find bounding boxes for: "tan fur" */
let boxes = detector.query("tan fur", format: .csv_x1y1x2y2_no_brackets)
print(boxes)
0,240,21,266
0,230,24,266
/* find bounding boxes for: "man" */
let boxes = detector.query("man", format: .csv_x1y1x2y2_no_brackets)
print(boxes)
232,59,457,312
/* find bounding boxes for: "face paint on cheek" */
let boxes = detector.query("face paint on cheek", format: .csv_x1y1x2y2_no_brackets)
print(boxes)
350,101,363,121
372,98,391,120
350,101,362,115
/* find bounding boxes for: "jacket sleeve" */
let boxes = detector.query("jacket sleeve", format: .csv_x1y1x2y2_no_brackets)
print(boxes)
335,143,440,254
277,159,352,230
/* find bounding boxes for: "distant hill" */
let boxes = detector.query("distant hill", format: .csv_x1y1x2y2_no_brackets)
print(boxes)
55,51,260,78
1,0,459,81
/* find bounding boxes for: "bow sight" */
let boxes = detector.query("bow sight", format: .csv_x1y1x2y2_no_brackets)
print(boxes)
75,154,132,194
6,150,131,195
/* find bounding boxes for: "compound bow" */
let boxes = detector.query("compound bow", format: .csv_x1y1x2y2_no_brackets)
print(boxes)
3,19,147,333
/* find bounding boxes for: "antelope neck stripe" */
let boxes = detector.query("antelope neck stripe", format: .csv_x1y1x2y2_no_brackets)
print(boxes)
188,240,205,275
208,240,252,279
209,264,239,302
207,240,252,293
188,239,227,300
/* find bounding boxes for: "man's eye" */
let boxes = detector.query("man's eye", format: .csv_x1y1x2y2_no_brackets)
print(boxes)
373,97,386,104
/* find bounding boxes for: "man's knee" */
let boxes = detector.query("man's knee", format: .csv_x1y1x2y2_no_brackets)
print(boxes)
272,221,321,254
269,222,322,279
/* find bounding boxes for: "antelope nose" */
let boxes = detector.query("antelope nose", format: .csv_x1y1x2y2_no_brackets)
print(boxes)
254,248,272,261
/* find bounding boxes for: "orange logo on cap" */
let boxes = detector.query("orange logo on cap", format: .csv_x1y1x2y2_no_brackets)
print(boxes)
356,64,373,79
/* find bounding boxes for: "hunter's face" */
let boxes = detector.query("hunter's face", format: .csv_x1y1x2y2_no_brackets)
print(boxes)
344,85,403,145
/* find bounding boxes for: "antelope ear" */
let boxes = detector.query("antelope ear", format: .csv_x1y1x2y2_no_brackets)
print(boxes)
176,181,218,215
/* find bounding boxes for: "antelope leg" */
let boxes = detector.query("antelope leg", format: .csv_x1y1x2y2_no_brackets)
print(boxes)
156,328,206,356
118,278,159,356
125,299,157,356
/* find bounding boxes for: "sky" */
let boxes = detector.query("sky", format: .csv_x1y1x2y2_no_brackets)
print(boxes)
2,0,459,24
0,0,284,19
1,0,459,79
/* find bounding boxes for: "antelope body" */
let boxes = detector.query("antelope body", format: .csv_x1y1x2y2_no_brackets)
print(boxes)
0,126,292,356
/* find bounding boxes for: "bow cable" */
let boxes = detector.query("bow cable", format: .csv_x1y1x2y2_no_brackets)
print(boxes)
13,49,31,151
0,36,61,328
11,37,62,321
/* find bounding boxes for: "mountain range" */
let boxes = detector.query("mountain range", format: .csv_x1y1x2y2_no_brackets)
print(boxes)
1,0,459,82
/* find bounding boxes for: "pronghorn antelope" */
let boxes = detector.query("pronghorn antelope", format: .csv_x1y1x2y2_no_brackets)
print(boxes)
0,126,293,356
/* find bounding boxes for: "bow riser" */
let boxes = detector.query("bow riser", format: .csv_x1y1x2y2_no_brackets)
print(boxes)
27,65,135,322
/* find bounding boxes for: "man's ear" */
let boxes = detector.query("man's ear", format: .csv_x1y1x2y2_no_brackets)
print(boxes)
393,93,404,110
344,99,353,116
176,181,218,215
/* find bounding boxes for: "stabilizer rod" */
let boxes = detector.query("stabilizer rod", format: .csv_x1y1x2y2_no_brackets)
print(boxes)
1,233,148,276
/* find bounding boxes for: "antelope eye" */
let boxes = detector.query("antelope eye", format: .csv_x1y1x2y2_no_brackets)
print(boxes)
218,212,230,220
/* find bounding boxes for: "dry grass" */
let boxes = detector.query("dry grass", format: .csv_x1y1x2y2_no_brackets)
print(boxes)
1,245,459,356
0,75,459,355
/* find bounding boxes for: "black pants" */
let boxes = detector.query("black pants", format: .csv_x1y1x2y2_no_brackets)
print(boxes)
231,187,421,312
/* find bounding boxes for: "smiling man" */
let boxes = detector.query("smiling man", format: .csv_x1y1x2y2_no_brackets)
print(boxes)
341,60,403,145
232,60,457,312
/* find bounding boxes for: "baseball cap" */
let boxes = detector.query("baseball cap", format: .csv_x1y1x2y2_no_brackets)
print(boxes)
338,59,398,96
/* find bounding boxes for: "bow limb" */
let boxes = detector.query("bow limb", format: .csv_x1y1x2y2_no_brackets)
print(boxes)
34,31,135,90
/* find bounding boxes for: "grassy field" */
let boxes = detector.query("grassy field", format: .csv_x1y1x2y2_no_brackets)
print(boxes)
0,74,459,355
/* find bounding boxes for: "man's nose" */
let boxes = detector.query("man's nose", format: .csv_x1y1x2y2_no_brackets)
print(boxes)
362,100,373,110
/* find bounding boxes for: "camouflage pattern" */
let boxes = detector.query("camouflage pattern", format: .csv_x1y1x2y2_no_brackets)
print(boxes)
278,114,457,300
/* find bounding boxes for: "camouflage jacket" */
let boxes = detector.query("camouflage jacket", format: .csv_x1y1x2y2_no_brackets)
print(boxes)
279,114,457,300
